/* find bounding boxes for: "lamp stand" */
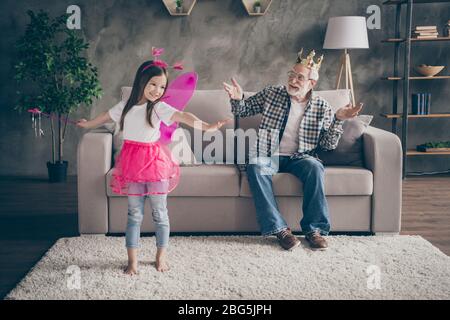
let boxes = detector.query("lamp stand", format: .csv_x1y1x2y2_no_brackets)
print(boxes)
335,49,356,106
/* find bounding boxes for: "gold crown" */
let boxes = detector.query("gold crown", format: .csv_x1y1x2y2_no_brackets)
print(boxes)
296,48,324,71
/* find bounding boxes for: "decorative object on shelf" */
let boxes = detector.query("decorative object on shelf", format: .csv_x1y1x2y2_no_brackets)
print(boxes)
323,16,369,107
414,64,445,77
444,20,450,37
254,0,261,13
411,93,431,115
175,0,183,13
417,141,450,153
241,0,272,16
162,0,196,16
413,25,438,39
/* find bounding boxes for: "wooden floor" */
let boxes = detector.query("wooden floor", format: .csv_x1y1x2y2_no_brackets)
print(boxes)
400,174,450,255
0,174,449,299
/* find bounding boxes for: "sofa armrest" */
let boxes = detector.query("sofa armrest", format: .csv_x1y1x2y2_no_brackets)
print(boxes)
363,126,402,233
77,131,113,234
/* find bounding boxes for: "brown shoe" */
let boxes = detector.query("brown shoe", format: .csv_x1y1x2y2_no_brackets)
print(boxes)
305,231,328,250
275,228,300,251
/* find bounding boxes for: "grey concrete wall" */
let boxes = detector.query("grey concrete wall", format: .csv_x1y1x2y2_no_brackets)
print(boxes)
0,0,448,176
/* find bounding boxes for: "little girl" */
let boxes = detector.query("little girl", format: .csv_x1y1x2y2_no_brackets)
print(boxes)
77,60,229,274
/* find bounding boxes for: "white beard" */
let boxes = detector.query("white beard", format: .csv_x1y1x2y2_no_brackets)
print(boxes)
287,84,310,99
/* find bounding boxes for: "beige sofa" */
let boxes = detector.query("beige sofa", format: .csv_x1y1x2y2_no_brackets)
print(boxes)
77,89,402,235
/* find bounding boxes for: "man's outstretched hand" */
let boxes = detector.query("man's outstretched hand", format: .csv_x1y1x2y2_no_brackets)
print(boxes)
335,102,363,121
223,77,243,100
205,118,233,132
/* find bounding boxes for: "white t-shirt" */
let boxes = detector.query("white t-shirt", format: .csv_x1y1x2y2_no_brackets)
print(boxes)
108,101,177,143
276,100,307,156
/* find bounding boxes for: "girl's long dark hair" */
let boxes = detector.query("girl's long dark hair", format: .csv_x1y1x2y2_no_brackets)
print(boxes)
119,60,168,131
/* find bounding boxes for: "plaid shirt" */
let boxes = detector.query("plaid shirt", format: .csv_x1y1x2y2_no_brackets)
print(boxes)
231,85,344,161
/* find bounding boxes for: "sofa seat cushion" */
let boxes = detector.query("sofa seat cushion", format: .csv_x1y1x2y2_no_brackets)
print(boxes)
106,164,240,197
240,166,373,197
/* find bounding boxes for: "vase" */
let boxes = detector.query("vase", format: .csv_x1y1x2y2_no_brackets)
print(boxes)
47,161,68,183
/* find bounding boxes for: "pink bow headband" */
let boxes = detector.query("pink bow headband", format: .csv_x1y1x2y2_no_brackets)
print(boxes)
142,47,184,72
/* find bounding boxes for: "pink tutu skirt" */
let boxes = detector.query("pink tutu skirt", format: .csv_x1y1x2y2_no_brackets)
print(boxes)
111,140,180,196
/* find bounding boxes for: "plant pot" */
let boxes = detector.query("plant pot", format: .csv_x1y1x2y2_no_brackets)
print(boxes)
254,6,261,13
47,161,68,183
176,6,183,13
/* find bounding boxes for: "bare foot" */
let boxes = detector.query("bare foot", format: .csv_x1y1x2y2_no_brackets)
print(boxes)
155,248,170,272
156,258,170,272
124,261,138,275
124,248,138,275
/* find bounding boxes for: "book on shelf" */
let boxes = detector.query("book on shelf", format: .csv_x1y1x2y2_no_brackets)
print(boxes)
415,35,438,39
415,26,437,31
411,93,431,115
412,94,419,114
414,31,439,36
412,26,439,39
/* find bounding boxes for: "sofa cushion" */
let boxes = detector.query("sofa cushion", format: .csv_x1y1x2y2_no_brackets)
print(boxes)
312,89,351,112
122,87,235,164
106,164,240,197
240,166,373,197
182,90,235,163
317,115,373,167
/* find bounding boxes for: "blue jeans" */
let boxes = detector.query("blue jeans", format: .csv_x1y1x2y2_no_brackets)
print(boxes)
126,194,170,248
246,156,330,236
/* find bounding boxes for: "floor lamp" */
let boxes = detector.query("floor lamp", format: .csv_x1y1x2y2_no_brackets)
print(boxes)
323,16,369,107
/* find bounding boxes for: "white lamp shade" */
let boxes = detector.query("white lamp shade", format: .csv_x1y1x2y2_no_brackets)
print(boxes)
323,16,369,49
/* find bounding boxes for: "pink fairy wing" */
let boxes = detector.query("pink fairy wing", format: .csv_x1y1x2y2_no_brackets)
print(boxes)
159,72,198,144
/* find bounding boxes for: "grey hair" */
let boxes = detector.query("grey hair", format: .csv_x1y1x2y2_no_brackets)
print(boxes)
309,69,319,81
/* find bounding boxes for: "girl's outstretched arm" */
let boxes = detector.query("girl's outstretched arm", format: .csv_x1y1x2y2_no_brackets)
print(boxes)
171,111,231,132
76,111,113,129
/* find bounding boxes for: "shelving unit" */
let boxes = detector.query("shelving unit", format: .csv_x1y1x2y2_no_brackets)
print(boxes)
381,0,450,178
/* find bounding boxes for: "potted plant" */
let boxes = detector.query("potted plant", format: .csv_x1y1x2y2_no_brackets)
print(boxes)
175,0,183,13
14,10,102,182
254,0,262,13
417,140,450,152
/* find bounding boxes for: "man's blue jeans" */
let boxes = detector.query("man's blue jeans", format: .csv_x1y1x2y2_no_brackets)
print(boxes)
126,194,170,248
246,155,330,236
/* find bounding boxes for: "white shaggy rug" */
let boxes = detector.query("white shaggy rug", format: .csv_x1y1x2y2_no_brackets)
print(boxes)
5,235,450,300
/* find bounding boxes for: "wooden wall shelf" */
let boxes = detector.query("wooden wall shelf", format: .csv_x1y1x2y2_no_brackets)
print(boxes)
381,76,450,80
241,0,273,16
162,0,197,16
382,37,450,42
384,0,450,5
380,113,450,118
407,150,450,155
